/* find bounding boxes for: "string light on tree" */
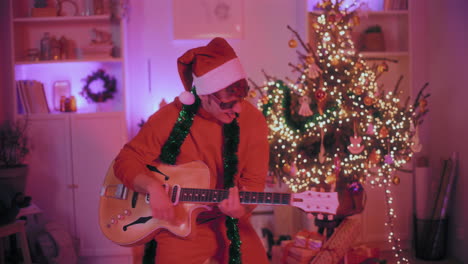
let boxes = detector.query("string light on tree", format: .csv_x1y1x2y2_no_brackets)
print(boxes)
249,0,429,262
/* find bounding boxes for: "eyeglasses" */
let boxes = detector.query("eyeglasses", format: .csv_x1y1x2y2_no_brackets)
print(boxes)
209,94,244,110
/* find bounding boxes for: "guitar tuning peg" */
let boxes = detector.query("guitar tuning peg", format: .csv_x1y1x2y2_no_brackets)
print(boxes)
311,187,317,191
317,213,324,220
330,183,336,192
306,213,314,220
327,214,334,220
320,187,325,192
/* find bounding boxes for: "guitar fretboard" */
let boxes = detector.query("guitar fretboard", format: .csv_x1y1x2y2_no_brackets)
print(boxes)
177,188,291,205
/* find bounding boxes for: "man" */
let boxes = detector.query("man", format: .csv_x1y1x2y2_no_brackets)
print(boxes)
113,37,270,263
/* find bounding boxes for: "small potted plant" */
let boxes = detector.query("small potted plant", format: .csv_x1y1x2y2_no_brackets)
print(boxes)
0,119,30,194
360,25,386,52
0,119,31,225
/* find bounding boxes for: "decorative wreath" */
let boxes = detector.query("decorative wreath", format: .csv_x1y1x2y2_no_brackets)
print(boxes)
81,69,117,103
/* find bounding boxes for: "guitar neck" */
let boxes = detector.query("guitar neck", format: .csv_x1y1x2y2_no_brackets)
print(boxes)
177,188,291,206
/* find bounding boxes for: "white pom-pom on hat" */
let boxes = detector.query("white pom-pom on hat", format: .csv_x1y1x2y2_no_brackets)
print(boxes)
179,91,195,105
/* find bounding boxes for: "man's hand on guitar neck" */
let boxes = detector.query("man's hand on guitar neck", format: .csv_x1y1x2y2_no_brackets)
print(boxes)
218,186,253,219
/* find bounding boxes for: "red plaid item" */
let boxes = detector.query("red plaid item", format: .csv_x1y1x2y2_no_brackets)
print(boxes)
344,244,380,264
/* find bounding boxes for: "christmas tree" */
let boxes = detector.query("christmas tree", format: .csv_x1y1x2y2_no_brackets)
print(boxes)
251,0,428,193
250,1,429,262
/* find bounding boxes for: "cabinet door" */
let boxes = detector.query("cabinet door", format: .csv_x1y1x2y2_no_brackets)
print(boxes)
25,116,75,235
70,112,129,256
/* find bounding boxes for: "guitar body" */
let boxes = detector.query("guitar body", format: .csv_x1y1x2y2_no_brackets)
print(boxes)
99,161,212,247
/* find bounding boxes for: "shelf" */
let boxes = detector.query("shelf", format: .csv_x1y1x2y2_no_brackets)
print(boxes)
366,10,409,16
15,57,123,65
17,111,125,120
13,15,111,23
310,10,408,16
360,51,409,57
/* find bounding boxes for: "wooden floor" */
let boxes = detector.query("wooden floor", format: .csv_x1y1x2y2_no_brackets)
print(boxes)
380,250,462,264
76,251,463,264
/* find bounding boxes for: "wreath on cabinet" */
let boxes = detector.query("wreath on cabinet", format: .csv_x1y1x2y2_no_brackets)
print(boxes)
81,69,117,103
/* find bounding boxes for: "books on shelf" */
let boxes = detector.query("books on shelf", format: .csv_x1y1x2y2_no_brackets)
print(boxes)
16,80,50,114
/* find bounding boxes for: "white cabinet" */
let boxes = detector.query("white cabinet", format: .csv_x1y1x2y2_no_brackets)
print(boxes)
70,113,128,255
24,112,129,256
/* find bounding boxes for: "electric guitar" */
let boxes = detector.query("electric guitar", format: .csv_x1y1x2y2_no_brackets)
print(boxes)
99,160,339,246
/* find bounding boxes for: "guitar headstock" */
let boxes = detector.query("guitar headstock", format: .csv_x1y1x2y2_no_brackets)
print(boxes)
291,190,338,215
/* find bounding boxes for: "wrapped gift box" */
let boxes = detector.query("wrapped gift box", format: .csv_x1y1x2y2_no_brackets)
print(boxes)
293,230,324,250
275,240,320,264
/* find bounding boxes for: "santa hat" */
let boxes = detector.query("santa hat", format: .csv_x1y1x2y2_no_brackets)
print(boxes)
177,37,246,105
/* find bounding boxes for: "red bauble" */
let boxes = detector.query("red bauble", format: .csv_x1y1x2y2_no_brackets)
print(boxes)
315,89,326,102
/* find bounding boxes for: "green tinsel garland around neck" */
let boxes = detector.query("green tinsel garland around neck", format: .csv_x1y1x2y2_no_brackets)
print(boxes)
159,89,200,165
223,119,242,264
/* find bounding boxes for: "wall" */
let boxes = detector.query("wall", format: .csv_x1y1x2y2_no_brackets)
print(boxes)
0,0,13,122
125,0,307,137
425,0,468,262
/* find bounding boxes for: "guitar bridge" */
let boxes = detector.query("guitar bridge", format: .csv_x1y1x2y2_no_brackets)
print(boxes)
100,184,128,200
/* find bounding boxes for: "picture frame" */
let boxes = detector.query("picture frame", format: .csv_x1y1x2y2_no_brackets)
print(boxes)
58,0,78,16
53,80,71,111
173,0,244,39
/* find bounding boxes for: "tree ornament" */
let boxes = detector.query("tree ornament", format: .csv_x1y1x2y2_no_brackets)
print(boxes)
315,89,327,115
347,181,363,194
315,89,326,102
331,57,340,66
366,123,375,135
318,128,326,164
298,96,313,117
282,163,291,174
248,90,257,98
327,10,337,23
305,54,315,64
261,96,269,105
419,99,428,112
290,162,298,177
348,135,365,154
355,61,364,70
288,38,298,48
379,126,389,138
392,175,401,185
363,96,373,106
325,174,336,185
377,62,389,73
369,149,381,164
334,156,341,175
308,63,323,79
354,86,363,95
384,154,394,164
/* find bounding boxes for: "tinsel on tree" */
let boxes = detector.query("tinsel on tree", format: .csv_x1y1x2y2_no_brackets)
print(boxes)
250,0,429,193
